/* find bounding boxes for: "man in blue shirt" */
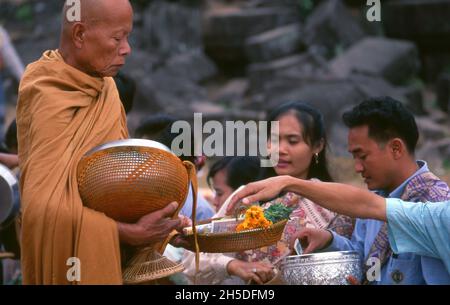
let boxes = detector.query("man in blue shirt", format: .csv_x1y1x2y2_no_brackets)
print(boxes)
234,98,450,284
321,98,449,284
227,177,450,274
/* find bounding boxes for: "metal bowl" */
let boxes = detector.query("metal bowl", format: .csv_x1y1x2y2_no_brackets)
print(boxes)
0,164,20,227
77,139,192,223
280,251,362,285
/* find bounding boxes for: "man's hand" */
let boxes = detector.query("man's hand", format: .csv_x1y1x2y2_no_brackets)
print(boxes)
117,202,184,247
226,260,275,285
227,176,291,215
289,228,333,254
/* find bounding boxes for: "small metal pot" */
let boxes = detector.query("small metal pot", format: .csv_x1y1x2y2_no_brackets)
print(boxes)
280,251,362,285
0,164,20,227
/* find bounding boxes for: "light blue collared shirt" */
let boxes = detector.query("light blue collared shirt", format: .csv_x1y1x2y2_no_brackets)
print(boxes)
324,161,450,284
386,199,450,274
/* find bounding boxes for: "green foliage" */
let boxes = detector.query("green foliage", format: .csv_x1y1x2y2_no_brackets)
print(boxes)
264,203,294,223
298,0,315,19
404,77,426,90
15,4,33,22
443,159,450,170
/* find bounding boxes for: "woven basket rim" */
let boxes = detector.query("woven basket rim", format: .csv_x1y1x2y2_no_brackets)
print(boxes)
189,219,288,237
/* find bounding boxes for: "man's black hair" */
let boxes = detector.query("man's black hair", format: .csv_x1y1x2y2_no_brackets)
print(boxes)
342,96,419,154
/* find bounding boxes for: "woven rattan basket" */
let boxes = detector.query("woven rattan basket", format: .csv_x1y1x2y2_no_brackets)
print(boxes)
184,219,288,253
77,139,190,223
77,139,198,284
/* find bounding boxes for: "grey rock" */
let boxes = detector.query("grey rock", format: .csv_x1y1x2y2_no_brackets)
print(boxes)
122,49,161,79
247,53,325,92
204,7,299,64
132,71,208,114
384,0,450,46
213,78,249,107
416,117,448,141
245,23,305,63
304,0,366,58
437,73,450,113
396,86,426,116
330,37,420,85
422,52,450,82
349,75,425,115
162,49,218,83
141,0,203,56
416,137,450,171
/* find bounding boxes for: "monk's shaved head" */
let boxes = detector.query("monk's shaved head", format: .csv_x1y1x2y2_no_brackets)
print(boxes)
62,0,131,36
59,0,133,77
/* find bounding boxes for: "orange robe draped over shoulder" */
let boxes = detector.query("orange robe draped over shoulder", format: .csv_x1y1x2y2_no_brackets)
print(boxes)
17,50,128,284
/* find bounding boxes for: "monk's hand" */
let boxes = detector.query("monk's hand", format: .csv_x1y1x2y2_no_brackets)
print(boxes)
226,260,275,285
117,202,183,246
168,215,192,248
226,176,291,215
289,228,333,254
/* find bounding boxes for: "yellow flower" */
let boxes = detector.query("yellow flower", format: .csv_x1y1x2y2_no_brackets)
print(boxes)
236,205,272,232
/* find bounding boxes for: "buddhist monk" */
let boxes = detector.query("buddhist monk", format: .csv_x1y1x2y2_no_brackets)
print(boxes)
16,0,186,284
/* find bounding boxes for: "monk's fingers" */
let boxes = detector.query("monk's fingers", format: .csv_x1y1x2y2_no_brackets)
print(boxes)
177,215,192,230
153,202,179,220
165,218,182,231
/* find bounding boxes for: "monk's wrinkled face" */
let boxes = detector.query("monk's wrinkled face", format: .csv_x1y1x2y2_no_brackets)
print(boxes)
78,3,133,77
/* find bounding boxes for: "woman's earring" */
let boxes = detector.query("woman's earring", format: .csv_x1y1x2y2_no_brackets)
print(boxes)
315,153,319,165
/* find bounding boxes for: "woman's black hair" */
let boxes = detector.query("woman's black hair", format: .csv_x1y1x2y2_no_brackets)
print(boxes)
207,156,261,190
262,101,333,182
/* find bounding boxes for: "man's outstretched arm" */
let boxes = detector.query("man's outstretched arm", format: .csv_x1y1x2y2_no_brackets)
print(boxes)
228,176,386,221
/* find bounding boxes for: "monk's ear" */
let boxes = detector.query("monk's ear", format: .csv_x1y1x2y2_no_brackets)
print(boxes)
72,23,87,49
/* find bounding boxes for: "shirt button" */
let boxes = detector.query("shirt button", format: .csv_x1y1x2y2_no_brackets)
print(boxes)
391,270,404,284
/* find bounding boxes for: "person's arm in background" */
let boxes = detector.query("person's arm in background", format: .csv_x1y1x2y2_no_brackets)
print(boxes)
0,26,25,81
0,153,19,169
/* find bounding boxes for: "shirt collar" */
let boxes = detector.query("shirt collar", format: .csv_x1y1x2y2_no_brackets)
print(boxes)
386,160,428,198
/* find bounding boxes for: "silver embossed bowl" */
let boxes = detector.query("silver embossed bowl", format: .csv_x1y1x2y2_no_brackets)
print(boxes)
280,251,362,285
